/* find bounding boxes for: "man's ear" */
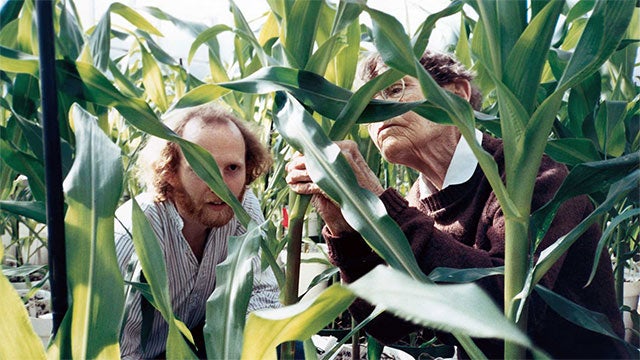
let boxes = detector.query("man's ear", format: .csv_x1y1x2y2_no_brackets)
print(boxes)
444,79,471,102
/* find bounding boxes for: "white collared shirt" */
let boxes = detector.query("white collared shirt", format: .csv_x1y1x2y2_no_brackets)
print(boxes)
419,129,483,198
114,190,280,359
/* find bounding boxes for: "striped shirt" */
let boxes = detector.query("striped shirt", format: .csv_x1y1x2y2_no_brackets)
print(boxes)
114,190,280,359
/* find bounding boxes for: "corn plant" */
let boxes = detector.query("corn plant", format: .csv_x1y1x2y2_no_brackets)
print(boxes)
0,0,638,359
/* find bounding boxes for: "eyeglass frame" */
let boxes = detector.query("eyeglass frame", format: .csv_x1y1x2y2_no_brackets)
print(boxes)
377,78,406,101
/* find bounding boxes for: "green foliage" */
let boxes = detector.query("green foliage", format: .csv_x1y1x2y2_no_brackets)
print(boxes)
0,0,638,359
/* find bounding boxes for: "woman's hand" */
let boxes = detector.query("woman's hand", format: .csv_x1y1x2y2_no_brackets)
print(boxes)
285,141,384,235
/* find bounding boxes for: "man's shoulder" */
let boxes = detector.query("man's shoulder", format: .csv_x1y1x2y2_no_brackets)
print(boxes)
241,188,265,223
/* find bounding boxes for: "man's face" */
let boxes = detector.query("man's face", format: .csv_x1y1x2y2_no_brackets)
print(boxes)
171,118,247,229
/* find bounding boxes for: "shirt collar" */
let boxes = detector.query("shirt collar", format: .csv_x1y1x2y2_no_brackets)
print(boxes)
419,129,483,198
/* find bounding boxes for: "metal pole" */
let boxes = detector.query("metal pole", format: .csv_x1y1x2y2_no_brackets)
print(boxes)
36,0,67,334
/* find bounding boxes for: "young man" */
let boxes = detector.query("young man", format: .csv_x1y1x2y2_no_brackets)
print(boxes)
115,103,280,359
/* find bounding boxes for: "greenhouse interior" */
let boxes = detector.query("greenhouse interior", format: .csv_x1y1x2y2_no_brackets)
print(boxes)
1,0,639,359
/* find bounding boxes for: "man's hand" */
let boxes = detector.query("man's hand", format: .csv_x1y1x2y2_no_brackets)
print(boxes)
285,141,384,235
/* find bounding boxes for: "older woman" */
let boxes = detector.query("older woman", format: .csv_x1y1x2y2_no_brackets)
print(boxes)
286,51,625,359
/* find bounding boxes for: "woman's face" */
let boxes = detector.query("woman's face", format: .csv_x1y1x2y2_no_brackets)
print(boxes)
367,76,459,167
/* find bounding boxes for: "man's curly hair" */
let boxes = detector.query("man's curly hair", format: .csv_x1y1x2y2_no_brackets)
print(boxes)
358,50,483,110
138,103,272,202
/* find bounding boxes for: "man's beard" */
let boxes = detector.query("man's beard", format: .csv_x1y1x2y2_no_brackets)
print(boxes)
172,185,245,228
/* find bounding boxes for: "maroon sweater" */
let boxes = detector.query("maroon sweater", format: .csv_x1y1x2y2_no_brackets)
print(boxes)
325,135,626,359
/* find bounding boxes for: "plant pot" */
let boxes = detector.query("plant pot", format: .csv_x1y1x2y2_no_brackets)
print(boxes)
17,289,53,347
623,280,640,343
326,343,414,360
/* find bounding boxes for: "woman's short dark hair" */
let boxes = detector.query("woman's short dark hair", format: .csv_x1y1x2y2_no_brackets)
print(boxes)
138,103,272,202
358,50,483,110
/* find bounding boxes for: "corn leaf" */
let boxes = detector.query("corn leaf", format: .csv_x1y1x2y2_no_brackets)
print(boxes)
273,92,427,282
241,284,356,360
284,0,322,68
130,199,197,358
59,105,125,359
204,222,262,359
349,266,532,347
557,0,636,91
140,44,169,112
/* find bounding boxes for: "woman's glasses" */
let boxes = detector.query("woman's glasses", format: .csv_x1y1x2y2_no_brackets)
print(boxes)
378,78,406,101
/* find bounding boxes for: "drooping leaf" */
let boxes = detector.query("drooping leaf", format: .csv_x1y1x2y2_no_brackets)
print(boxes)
545,138,602,166
530,169,639,289
241,284,356,360
273,92,427,281
0,200,46,223
534,285,626,344
531,152,640,244
348,266,532,346
429,266,505,283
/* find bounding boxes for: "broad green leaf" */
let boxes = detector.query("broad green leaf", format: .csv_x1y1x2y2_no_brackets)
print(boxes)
241,284,356,360
1,263,46,278
495,0,527,68
565,0,596,24
557,0,635,91
0,200,46,223
474,1,502,78
204,222,262,359
108,60,144,98
328,68,403,140
412,0,464,56
348,266,532,346
0,254,46,359
88,10,111,71
130,199,197,359
503,1,563,114
60,105,125,359
429,266,505,283
594,101,627,157
545,138,602,166
0,46,39,74
284,0,322,68
332,18,360,89
304,34,347,74
16,0,34,54
110,2,163,36
140,44,169,112
218,66,423,124
187,24,233,65
273,93,427,281
529,169,639,289
366,7,415,76
534,285,626,343
331,1,364,36
0,140,45,201
12,73,39,119
531,152,640,245
172,84,230,109
567,72,601,137
58,4,84,61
